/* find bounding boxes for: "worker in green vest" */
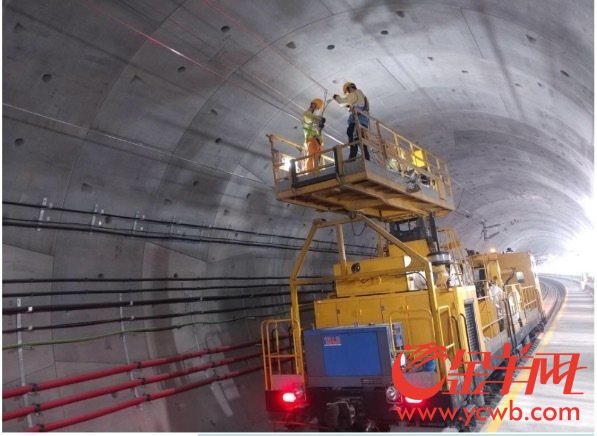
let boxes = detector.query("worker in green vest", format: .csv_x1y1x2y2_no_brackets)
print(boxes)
302,98,325,172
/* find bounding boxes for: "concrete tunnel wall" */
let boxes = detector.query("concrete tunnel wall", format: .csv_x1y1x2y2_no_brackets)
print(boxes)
2,0,593,432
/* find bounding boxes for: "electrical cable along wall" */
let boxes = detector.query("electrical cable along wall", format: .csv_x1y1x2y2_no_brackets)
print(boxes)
1,274,310,431
2,198,377,431
3,337,292,431
2,201,377,256
2,276,328,345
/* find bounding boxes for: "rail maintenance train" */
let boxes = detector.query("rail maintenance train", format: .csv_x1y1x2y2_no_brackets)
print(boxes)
261,107,546,432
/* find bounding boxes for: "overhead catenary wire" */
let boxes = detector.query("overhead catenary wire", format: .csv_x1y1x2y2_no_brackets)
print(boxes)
3,103,277,189
82,1,345,144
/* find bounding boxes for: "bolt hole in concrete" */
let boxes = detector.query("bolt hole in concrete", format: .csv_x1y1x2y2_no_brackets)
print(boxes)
42,73,52,82
177,66,186,73
105,216,112,224
98,273,104,278
220,25,230,33
327,44,335,50
215,137,222,144
286,41,296,49
14,138,24,146
396,10,405,17
560,70,570,77
461,70,469,74
380,30,388,35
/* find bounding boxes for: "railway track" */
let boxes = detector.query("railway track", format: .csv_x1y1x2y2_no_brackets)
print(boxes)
540,276,567,322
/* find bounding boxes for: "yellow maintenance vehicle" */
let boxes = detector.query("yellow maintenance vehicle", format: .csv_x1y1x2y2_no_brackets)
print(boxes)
468,251,546,356
261,109,545,431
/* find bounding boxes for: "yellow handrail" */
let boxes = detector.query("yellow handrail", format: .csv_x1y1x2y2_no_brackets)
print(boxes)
260,318,304,391
268,110,454,202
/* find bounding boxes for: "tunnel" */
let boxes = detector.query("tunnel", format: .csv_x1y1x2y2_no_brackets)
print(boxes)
2,0,594,432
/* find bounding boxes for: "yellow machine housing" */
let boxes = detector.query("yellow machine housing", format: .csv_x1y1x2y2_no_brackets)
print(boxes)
316,231,485,360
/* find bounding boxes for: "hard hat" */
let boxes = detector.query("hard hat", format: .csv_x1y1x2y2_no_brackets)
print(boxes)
310,98,324,109
343,82,356,94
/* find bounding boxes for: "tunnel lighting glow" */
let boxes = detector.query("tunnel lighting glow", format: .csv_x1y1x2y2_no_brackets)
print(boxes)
538,197,596,275
489,247,497,253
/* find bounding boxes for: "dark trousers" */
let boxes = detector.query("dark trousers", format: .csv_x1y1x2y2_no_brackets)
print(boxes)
347,122,370,160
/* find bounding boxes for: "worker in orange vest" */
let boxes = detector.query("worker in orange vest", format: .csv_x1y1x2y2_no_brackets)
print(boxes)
302,98,325,172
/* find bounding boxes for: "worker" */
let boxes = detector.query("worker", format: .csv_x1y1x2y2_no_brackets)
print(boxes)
302,98,325,172
333,82,370,160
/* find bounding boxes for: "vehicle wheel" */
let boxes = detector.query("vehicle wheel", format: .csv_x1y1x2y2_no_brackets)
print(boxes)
377,423,391,432
316,417,331,432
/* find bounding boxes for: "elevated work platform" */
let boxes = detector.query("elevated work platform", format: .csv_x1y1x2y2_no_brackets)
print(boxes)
268,113,455,222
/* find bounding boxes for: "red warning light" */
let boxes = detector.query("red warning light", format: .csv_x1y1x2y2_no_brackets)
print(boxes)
282,392,297,403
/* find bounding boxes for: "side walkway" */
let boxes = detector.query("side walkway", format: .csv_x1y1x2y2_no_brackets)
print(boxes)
483,282,594,433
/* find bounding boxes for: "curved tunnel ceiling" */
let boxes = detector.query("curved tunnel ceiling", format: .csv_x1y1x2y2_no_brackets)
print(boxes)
3,0,594,260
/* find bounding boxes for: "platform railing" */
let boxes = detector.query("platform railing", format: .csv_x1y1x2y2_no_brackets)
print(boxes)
268,110,453,200
260,319,303,391
520,285,545,320
478,294,506,337
363,110,453,199
437,228,475,286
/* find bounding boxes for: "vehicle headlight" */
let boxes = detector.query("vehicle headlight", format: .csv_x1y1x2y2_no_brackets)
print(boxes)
293,385,305,399
386,386,399,402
